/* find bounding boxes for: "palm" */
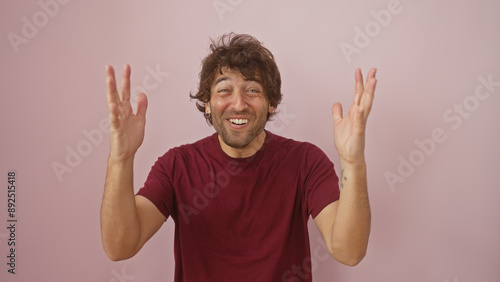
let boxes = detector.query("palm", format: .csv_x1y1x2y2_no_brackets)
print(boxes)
332,68,377,165
106,64,148,161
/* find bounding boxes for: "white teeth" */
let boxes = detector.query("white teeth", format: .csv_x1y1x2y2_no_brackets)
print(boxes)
229,119,248,125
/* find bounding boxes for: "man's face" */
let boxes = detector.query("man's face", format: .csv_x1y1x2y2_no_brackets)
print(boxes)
207,68,274,150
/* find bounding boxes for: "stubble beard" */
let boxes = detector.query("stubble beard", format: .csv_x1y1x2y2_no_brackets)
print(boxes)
212,110,267,149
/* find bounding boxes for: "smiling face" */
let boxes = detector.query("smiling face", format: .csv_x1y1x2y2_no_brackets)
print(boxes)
206,68,275,156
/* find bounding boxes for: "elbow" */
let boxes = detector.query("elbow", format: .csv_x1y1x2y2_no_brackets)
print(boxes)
106,254,125,262
329,244,367,267
102,240,138,262
339,253,366,267
104,250,131,262
103,247,136,262
101,228,141,261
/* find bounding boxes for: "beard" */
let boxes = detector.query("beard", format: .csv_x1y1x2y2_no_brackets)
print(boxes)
211,108,268,149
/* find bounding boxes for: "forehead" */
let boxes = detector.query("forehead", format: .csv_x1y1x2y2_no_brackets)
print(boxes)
212,67,262,86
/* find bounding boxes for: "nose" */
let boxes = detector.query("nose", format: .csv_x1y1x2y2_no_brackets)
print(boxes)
230,89,248,112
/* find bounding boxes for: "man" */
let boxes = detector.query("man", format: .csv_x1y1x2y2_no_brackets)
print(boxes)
100,33,376,281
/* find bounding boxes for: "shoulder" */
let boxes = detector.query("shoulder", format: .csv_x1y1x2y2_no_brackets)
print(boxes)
266,131,325,155
155,133,218,165
266,131,333,171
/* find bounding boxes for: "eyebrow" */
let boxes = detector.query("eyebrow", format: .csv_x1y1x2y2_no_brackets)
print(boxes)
214,76,230,85
214,76,262,86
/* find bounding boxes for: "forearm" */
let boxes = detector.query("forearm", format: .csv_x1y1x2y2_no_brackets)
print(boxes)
330,160,371,266
100,156,141,261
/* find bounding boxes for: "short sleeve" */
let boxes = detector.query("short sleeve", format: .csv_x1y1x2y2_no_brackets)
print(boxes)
304,144,340,218
136,151,176,220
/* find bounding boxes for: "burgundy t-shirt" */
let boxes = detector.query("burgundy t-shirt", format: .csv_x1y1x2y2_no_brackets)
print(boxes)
136,131,340,282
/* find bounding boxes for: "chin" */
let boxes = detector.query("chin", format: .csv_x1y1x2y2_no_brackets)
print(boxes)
223,137,252,149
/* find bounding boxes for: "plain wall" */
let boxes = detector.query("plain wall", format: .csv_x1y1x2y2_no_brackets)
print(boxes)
1,0,499,281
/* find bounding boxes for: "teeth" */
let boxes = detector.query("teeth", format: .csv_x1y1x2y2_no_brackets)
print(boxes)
229,119,248,125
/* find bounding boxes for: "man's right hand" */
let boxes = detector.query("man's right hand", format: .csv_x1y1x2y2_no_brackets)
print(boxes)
106,64,148,161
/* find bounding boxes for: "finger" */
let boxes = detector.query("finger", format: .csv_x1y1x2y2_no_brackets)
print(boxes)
106,65,120,107
332,102,343,125
355,106,366,127
120,64,131,102
136,92,148,120
353,68,364,105
351,106,368,137
108,103,120,130
366,67,377,81
360,68,377,117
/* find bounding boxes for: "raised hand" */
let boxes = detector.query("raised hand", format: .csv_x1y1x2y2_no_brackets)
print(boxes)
106,64,148,161
332,68,377,166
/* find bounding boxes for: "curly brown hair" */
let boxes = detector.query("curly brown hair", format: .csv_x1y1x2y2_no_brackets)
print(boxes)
190,33,283,125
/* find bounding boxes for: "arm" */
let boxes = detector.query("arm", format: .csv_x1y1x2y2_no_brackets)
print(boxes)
100,65,166,261
314,68,376,266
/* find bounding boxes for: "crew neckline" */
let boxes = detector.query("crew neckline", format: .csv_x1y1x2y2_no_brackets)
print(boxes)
213,130,273,163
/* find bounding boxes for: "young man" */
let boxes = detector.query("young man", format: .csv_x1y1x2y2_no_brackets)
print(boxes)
101,33,376,281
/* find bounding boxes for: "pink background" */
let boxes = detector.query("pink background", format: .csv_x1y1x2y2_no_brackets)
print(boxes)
1,0,499,281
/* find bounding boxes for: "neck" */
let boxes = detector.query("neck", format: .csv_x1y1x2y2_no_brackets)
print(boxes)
218,130,267,158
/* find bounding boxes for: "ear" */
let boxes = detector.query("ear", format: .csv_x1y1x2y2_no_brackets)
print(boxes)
205,102,211,114
268,104,276,114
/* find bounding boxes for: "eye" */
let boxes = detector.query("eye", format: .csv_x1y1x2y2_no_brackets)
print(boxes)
246,88,261,96
216,88,231,96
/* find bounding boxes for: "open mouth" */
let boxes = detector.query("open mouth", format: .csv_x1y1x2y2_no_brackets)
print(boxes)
229,118,249,125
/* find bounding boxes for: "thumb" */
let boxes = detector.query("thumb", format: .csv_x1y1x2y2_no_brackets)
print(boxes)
332,103,343,125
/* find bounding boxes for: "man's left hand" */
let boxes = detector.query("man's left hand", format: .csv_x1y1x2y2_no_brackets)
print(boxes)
332,68,377,166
